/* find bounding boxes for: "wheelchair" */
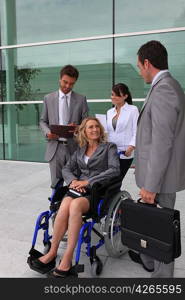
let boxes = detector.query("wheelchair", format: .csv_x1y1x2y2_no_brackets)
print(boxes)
27,177,131,277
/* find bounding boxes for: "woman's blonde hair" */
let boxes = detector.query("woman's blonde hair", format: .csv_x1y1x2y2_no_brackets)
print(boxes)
76,117,107,147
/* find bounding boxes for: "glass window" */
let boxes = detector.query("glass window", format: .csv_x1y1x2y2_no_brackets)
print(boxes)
2,38,113,101
0,0,112,46
1,38,113,161
115,31,185,100
115,0,185,33
0,105,4,159
3,103,46,161
2,101,112,162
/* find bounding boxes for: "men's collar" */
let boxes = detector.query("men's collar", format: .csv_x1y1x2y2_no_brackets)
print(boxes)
59,89,72,98
151,70,169,86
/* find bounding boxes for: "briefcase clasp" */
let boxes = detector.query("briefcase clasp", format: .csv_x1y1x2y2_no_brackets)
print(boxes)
141,239,147,248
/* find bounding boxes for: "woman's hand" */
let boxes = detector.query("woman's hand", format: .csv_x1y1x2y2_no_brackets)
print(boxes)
69,180,89,192
124,145,135,157
69,180,78,189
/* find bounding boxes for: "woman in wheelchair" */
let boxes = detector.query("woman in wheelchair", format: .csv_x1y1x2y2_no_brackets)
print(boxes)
31,117,120,278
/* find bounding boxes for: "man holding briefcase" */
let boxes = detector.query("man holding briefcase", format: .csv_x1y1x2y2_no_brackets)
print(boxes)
130,40,185,277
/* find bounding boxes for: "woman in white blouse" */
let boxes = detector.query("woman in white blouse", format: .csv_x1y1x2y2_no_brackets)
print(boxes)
107,83,139,180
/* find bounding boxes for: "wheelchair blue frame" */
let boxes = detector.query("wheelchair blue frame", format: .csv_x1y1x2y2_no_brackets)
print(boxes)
29,174,127,276
30,184,107,271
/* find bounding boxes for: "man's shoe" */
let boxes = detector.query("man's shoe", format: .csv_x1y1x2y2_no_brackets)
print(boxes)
128,250,154,272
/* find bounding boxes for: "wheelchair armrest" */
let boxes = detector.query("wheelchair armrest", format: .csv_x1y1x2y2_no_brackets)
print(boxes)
53,178,64,189
91,176,122,192
90,176,122,218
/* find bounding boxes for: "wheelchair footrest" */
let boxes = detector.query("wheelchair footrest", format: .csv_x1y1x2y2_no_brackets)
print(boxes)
27,247,56,274
73,264,84,273
27,247,44,267
28,247,44,259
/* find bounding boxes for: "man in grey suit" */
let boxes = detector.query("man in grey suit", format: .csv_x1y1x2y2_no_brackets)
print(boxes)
128,40,185,277
40,65,88,188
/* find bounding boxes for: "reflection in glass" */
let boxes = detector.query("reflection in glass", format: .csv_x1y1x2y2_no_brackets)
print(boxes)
2,39,113,101
115,0,185,33
0,105,4,159
115,31,185,99
1,0,112,45
3,104,45,161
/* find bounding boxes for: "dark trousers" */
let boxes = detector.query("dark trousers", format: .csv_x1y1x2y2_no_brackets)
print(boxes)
119,158,133,180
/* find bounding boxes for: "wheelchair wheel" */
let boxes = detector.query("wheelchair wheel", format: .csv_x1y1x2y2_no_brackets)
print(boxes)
91,257,103,277
104,190,132,258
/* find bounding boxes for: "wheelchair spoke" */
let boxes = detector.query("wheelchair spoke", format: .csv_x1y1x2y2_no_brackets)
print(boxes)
104,191,131,257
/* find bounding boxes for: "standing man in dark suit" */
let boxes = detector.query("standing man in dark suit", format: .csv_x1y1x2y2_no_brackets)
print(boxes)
128,40,185,277
40,65,88,188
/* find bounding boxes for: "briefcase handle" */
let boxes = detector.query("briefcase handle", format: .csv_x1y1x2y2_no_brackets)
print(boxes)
137,198,162,208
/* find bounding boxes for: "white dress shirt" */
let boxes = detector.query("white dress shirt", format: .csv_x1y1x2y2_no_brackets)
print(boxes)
84,155,90,164
152,70,169,86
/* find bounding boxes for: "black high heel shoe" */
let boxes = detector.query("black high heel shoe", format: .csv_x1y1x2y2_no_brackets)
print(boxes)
27,248,56,274
47,263,85,278
30,257,56,274
47,265,79,278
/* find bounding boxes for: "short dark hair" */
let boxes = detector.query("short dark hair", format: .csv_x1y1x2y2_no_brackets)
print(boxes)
137,40,168,70
112,83,133,105
60,64,79,80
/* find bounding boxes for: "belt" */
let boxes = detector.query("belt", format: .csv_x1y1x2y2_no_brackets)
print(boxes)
58,140,68,145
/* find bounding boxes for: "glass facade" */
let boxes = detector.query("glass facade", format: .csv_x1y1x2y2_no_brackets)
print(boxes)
0,0,185,162
115,0,185,33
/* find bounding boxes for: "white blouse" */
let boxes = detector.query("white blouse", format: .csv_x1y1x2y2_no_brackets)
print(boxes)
106,102,139,159
84,154,90,164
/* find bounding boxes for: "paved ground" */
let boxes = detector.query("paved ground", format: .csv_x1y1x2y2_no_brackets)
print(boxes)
0,160,184,278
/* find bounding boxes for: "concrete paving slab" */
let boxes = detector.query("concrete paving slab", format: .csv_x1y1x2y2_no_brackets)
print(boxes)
0,160,184,278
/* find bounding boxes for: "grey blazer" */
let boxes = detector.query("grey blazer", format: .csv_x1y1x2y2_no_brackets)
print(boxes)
135,72,185,193
40,90,88,161
62,142,120,187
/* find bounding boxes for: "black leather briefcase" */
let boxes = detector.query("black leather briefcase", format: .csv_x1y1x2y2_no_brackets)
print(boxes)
121,198,181,263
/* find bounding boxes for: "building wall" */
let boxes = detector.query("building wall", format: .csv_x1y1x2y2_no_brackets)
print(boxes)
0,0,185,161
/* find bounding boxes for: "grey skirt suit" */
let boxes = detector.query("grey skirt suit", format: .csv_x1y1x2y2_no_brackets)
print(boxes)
62,142,120,208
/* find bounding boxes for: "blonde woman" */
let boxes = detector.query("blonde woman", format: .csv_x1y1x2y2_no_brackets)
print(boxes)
30,117,120,278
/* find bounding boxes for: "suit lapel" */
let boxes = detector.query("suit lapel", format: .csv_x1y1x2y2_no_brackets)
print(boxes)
108,108,117,131
79,143,105,167
137,72,171,125
87,143,104,165
108,104,131,132
53,91,59,124
137,86,153,124
78,146,87,166
116,104,131,132
69,91,76,122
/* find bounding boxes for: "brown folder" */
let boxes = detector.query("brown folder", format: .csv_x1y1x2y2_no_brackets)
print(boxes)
49,124,76,138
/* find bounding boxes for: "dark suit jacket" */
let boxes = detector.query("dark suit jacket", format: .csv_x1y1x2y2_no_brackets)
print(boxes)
40,90,88,161
62,142,120,187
